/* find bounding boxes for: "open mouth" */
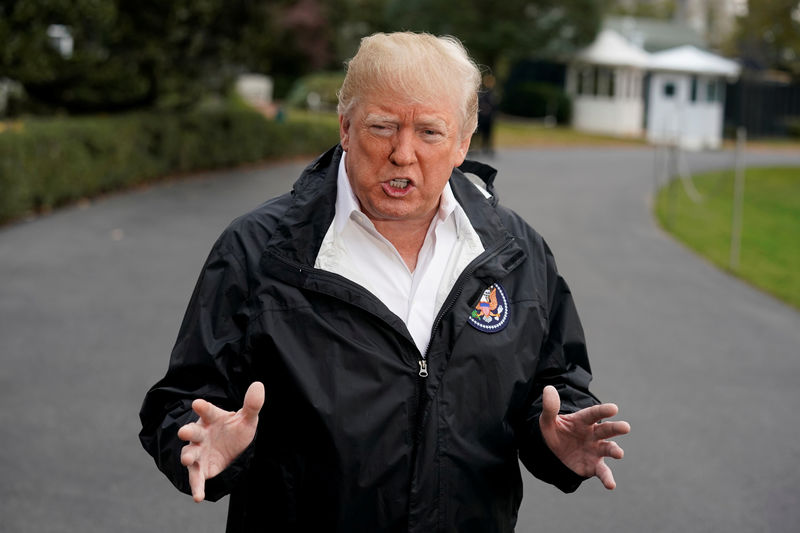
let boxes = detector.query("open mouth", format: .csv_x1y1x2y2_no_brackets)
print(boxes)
383,177,414,197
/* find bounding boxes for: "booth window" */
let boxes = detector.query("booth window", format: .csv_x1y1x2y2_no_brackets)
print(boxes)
707,79,718,102
578,66,594,96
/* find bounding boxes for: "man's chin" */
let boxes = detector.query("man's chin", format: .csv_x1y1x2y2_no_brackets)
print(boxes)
363,204,423,225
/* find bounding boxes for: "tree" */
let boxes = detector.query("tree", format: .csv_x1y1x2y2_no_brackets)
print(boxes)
328,0,396,61
730,0,800,79
0,0,610,112
259,0,342,97
0,0,282,112
382,0,605,72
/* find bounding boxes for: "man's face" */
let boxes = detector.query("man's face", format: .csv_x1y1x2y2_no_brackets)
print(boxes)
339,92,471,226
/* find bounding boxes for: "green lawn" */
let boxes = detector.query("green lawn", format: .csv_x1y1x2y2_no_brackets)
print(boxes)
655,167,800,309
494,118,646,147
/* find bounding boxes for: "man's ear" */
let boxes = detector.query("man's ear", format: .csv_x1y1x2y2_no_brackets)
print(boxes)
454,134,472,166
339,114,350,151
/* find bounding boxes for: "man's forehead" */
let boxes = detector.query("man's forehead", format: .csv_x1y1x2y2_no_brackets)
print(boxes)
363,110,449,125
359,97,457,124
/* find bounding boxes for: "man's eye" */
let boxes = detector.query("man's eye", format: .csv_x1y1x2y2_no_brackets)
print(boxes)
421,129,444,139
370,124,393,135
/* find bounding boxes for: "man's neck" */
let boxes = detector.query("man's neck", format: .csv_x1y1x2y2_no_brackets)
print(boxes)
371,217,432,272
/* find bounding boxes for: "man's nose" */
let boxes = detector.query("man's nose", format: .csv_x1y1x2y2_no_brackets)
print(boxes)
389,128,417,166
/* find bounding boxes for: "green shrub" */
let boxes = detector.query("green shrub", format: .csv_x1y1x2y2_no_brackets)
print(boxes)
286,72,346,111
785,117,800,139
0,106,340,223
501,82,572,124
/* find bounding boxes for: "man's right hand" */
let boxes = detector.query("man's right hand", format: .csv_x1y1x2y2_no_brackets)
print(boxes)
177,381,265,502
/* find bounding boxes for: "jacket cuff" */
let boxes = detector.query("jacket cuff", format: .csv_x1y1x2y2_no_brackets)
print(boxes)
521,416,588,494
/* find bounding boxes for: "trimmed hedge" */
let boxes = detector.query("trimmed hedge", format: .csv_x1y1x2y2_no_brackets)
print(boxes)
501,82,572,124
0,107,340,223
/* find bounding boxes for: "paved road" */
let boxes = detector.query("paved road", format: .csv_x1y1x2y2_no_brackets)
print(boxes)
1,146,798,532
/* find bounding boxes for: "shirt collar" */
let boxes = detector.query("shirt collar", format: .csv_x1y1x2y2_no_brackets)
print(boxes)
335,151,463,236
334,151,363,235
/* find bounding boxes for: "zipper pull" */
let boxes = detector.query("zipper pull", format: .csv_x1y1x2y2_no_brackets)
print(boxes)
418,359,428,378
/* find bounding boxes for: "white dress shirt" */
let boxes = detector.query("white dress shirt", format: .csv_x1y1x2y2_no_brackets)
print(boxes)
315,152,485,354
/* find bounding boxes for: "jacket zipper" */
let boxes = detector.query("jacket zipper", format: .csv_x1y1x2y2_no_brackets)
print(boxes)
410,236,514,451
405,235,515,526
418,236,514,378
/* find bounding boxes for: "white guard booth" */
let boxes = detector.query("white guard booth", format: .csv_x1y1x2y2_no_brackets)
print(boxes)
235,74,274,107
567,29,651,137
646,46,740,150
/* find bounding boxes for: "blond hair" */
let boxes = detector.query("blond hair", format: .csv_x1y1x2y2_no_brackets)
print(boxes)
337,32,481,137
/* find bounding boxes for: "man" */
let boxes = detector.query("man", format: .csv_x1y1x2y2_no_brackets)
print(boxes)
477,73,498,155
140,32,629,532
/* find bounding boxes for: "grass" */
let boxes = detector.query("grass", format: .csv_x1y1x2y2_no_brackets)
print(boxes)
493,117,647,147
722,136,800,152
655,167,800,309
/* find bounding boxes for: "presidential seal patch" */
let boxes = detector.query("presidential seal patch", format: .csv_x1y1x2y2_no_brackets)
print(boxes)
467,283,510,333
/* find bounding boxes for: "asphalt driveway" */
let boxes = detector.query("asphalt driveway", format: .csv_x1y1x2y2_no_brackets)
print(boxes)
1,146,798,532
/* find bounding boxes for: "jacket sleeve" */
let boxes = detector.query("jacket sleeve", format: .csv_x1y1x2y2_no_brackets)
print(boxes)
518,241,600,493
138,235,255,501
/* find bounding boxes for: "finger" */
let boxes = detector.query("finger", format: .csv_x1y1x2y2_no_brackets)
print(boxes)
241,382,265,423
575,402,619,425
540,386,561,428
601,440,625,460
192,398,228,424
177,422,205,443
596,459,617,490
187,463,206,502
594,420,631,440
180,444,201,467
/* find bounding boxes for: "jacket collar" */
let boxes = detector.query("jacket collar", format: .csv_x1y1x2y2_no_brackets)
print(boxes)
264,145,340,267
264,145,513,268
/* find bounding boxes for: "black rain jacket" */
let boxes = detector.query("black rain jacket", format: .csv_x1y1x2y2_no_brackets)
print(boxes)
139,145,599,532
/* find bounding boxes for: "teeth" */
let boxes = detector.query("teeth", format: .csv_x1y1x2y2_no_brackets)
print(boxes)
390,179,409,188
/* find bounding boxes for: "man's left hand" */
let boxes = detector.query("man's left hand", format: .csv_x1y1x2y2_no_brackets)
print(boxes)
540,385,631,490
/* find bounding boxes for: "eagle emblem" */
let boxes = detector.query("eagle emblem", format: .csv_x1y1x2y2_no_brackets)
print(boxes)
467,282,509,333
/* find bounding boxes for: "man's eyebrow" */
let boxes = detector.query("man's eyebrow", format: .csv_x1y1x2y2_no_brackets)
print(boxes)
364,113,398,123
416,117,448,129
363,113,451,132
